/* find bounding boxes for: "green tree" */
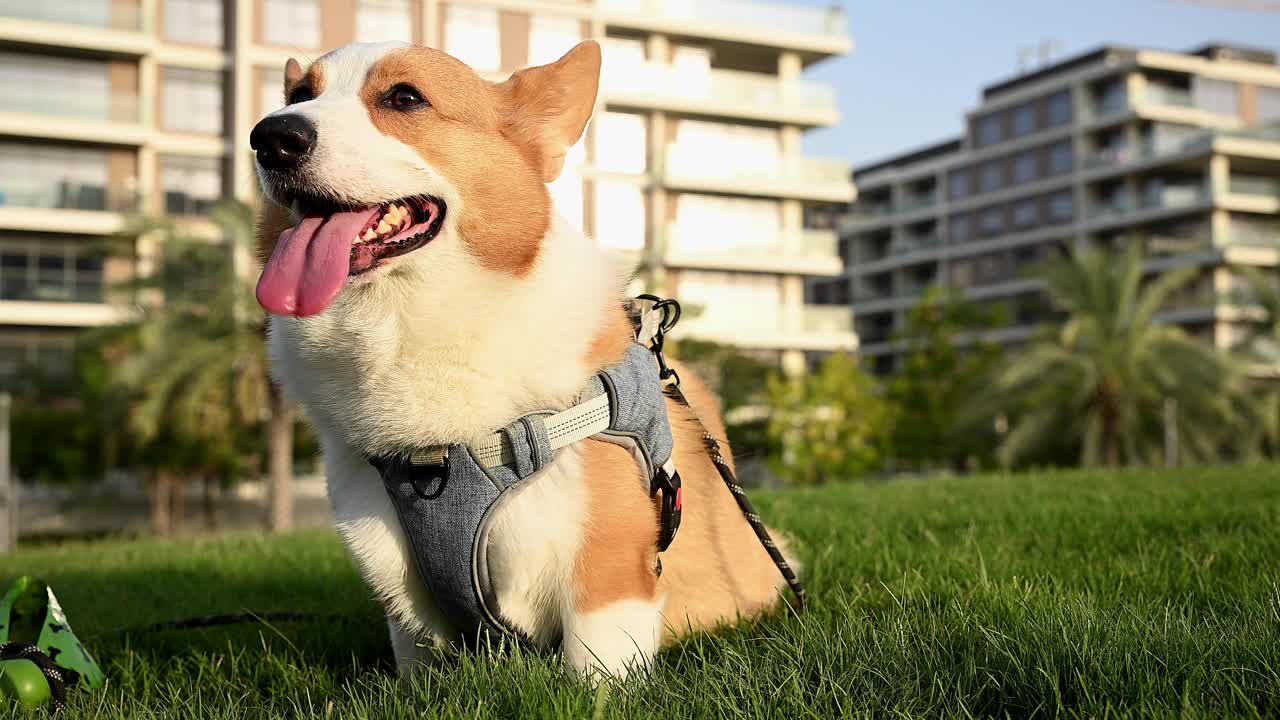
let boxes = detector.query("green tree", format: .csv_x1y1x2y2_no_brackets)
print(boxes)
111,200,296,531
766,353,896,485
1234,265,1280,456
887,288,1004,471
991,246,1256,467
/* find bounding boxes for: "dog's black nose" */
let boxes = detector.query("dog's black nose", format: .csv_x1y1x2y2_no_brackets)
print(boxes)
250,115,317,171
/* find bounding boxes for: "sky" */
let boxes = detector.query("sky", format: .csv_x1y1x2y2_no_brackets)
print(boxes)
799,0,1280,167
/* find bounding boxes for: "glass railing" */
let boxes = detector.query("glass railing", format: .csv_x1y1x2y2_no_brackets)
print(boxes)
889,235,940,255
602,63,836,115
1228,177,1280,198
801,304,853,334
0,0,142,31
666,226,839,259
0,276,105,304
599,0,848,38
1141,185,1207,210
0,86,140,124
0,179,137,213
1143,85,1193,108
665,147,851,187
898,194,937,213
1092,92,1129,117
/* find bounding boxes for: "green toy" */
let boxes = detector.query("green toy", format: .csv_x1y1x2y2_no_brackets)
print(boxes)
0,576,103,711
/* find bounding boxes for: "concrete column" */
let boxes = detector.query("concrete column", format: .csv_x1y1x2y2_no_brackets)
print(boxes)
781,199,802,254
782,274,803,333
1125,70,1145,109
1211,208,1231,248
778,50,801,106
423,0,440,46
231,0,256,203
138,0,157,33
780,349,805,376
1209,153,1230,197
645,33,670,63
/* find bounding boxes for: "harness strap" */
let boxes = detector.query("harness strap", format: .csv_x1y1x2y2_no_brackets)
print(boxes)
407,393,612,469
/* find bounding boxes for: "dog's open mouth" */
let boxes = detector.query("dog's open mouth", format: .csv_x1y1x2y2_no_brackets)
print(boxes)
256,196,446,317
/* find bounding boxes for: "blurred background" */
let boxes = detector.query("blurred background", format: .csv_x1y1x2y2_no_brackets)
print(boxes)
0,0,1278,547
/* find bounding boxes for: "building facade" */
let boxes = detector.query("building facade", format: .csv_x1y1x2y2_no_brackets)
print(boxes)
0,0,855,384
829,44,1280,373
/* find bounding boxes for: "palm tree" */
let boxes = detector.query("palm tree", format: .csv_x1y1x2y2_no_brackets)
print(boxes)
1235,265,1280,455
991,245,1256,467
111,200,295,531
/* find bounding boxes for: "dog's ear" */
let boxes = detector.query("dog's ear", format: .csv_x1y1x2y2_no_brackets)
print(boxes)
284,58,304,87
496,40,600,183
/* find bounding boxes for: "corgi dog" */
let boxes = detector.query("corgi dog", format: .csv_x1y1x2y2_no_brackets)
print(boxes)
251,39,790,678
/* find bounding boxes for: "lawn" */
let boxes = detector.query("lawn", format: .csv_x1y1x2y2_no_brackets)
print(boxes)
3,465,1279,719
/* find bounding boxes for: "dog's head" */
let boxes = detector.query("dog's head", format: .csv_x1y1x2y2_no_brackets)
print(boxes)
252,40,600,317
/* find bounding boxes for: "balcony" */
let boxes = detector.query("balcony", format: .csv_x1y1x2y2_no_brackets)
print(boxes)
0,0,141,30
1143,84,1193,109
889,235,941,256
678,302,855,351
663,225,842,275
664,148,854,202
0,87,146,144
598,0,850,54
0,179,136,235
897,193,937,214
0,0,150,55
601,63,837,126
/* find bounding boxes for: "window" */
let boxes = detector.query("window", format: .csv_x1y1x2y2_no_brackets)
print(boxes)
1258,85,1280,123
0,52,114,122
593,182,646,250
949,259,974,289
529,15,581,66
1047,140,1073,175
978,159,1002,193
674,270,782,334
594,112,646,174
1012,103,1037,137
161,155,222,215
161,67,222,134
976,113,1002,147
672,195,779,255
1012,199,1038,228
0,330,75,384
1047,190,1074,223
980,206,1004,236
356,0,412,43
1046,90,1072,126
949,213,972,243
669,120,779,177
948,169,970,200
0,239,103,304
1013,150,1038,184
0,143,113,211
164,0,223,46
263,0,321,48
1193,77,1239,117
259,67,285,118
444,5,500,72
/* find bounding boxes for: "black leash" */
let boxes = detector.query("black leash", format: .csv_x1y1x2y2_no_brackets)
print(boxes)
0,642,68,713
635,295,808,612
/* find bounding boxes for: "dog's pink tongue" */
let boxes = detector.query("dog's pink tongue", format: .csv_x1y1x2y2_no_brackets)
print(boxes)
256,209,375,317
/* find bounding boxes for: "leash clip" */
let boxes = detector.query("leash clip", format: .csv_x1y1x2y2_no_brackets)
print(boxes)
649,467,682,552
636,294,682,387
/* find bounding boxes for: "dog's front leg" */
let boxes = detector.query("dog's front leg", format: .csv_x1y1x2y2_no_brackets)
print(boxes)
388,618,448,677
562,440,666,679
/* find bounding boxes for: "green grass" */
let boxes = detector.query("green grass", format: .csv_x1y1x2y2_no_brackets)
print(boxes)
4,465,1280,719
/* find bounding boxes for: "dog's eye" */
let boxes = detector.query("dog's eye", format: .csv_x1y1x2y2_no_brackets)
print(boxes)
287,86,314,105
383,84,428,110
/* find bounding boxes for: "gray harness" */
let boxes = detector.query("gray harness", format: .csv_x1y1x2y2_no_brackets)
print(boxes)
370,340,680,645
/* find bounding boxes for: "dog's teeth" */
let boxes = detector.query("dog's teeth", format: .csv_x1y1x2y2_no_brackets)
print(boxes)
376,220,393,235
361,228,377,241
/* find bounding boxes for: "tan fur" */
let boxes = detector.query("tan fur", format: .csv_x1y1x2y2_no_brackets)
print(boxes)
355,44,598,278
574,307,784,637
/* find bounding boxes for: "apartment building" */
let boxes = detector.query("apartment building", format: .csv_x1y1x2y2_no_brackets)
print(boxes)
0,0,855,385
827,44,1280,374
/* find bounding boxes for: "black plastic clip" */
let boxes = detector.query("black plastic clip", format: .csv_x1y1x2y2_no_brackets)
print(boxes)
650,467,682,552
636,294,682,387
